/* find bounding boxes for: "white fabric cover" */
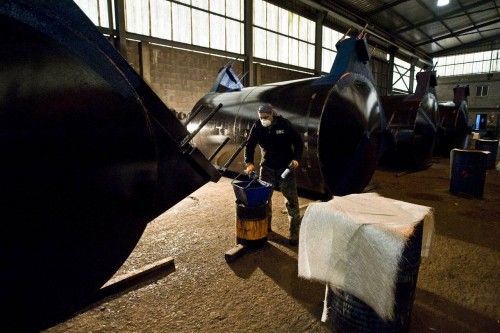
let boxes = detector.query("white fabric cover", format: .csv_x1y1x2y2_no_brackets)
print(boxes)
298,192,434,321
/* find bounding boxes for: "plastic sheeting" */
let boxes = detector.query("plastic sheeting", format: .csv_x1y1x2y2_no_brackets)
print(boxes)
298,192,434,321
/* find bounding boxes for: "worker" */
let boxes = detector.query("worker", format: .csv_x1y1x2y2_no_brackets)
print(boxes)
244,103,304,245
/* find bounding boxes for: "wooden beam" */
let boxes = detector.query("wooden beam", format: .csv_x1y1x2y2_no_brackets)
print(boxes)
98,257,175,300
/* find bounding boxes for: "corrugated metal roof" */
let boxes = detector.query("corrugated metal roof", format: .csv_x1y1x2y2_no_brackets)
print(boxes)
437,37,462,49
420,21,451,37
400,29,429,42
346,0,381,12
372,10,407,30
458,33,483,44
469,9,499,22
424,42,445,53
392,1,430,23
293,0,500,58
481,21,500,36
443,16,473,31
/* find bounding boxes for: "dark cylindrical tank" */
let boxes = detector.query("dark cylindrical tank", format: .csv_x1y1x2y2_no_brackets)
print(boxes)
0,1,219,330
380,71,439,169
190,39,385,197
435,85,470,155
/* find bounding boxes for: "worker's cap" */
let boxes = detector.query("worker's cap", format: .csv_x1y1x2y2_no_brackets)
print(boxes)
258,103,274,115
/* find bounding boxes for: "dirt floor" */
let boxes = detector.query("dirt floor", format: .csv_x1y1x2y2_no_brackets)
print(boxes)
44,157,499,333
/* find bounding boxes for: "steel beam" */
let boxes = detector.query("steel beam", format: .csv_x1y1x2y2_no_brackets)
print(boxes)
416,18,500,47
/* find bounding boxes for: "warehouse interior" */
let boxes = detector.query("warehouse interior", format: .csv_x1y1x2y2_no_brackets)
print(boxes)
0,0,499,332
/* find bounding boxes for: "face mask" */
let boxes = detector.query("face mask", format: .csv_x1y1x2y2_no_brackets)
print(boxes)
260,119,272,127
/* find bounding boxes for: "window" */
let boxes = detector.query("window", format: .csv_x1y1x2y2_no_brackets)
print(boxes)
321,26,344,73
123,0,245,54
476,85,488,97
253,0,315,69
474,114,487,130
433,49,499,77
413,66,423,93
74,0,114,28
392,57,411,92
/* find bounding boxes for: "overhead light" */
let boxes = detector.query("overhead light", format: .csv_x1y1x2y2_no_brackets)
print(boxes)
437,0,449,6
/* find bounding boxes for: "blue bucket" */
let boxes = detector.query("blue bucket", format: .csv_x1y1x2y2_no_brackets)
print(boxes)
232,177,273,207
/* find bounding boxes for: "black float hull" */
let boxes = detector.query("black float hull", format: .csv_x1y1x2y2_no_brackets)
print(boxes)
0,1,219,329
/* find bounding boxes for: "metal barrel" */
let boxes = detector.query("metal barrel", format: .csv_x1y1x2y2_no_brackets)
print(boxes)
326,222,424,332
475,139,498,169
0,1,219,330
235,201,269,247
189,38,386,197
450,149,489,197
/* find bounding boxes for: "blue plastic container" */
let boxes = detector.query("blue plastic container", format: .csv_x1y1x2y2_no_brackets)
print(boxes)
232,179,273,207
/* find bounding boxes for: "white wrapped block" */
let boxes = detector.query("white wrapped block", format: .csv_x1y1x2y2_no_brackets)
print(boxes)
298,192,434,321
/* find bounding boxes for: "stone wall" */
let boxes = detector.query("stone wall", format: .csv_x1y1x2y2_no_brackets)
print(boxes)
125,42,314,115
436,72,500,110
255,63,313,85
123,41,421,119
125,41,244,114
436,72,499,136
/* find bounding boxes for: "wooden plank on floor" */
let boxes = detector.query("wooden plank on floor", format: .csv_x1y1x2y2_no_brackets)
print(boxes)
97,257,175,300
224,244,246,262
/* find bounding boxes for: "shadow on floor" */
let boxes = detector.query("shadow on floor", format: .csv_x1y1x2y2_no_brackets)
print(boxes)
374,161,500,252
227,240,499,333
410,288,499,333
226,241,326,321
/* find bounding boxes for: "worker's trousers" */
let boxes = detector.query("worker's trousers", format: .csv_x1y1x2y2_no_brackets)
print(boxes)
260,165,301,238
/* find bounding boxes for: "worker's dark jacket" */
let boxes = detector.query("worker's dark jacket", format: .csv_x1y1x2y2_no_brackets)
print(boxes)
244,115,303,170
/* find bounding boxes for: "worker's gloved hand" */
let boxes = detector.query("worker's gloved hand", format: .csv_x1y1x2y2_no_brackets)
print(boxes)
244,163,255,174
290,160,299,169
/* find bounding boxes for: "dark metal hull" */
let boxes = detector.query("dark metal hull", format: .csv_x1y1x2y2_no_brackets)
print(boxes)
0,1,219,330
435,86,470,155
380,72,439,169
191,70,385,197
435,101,469,155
